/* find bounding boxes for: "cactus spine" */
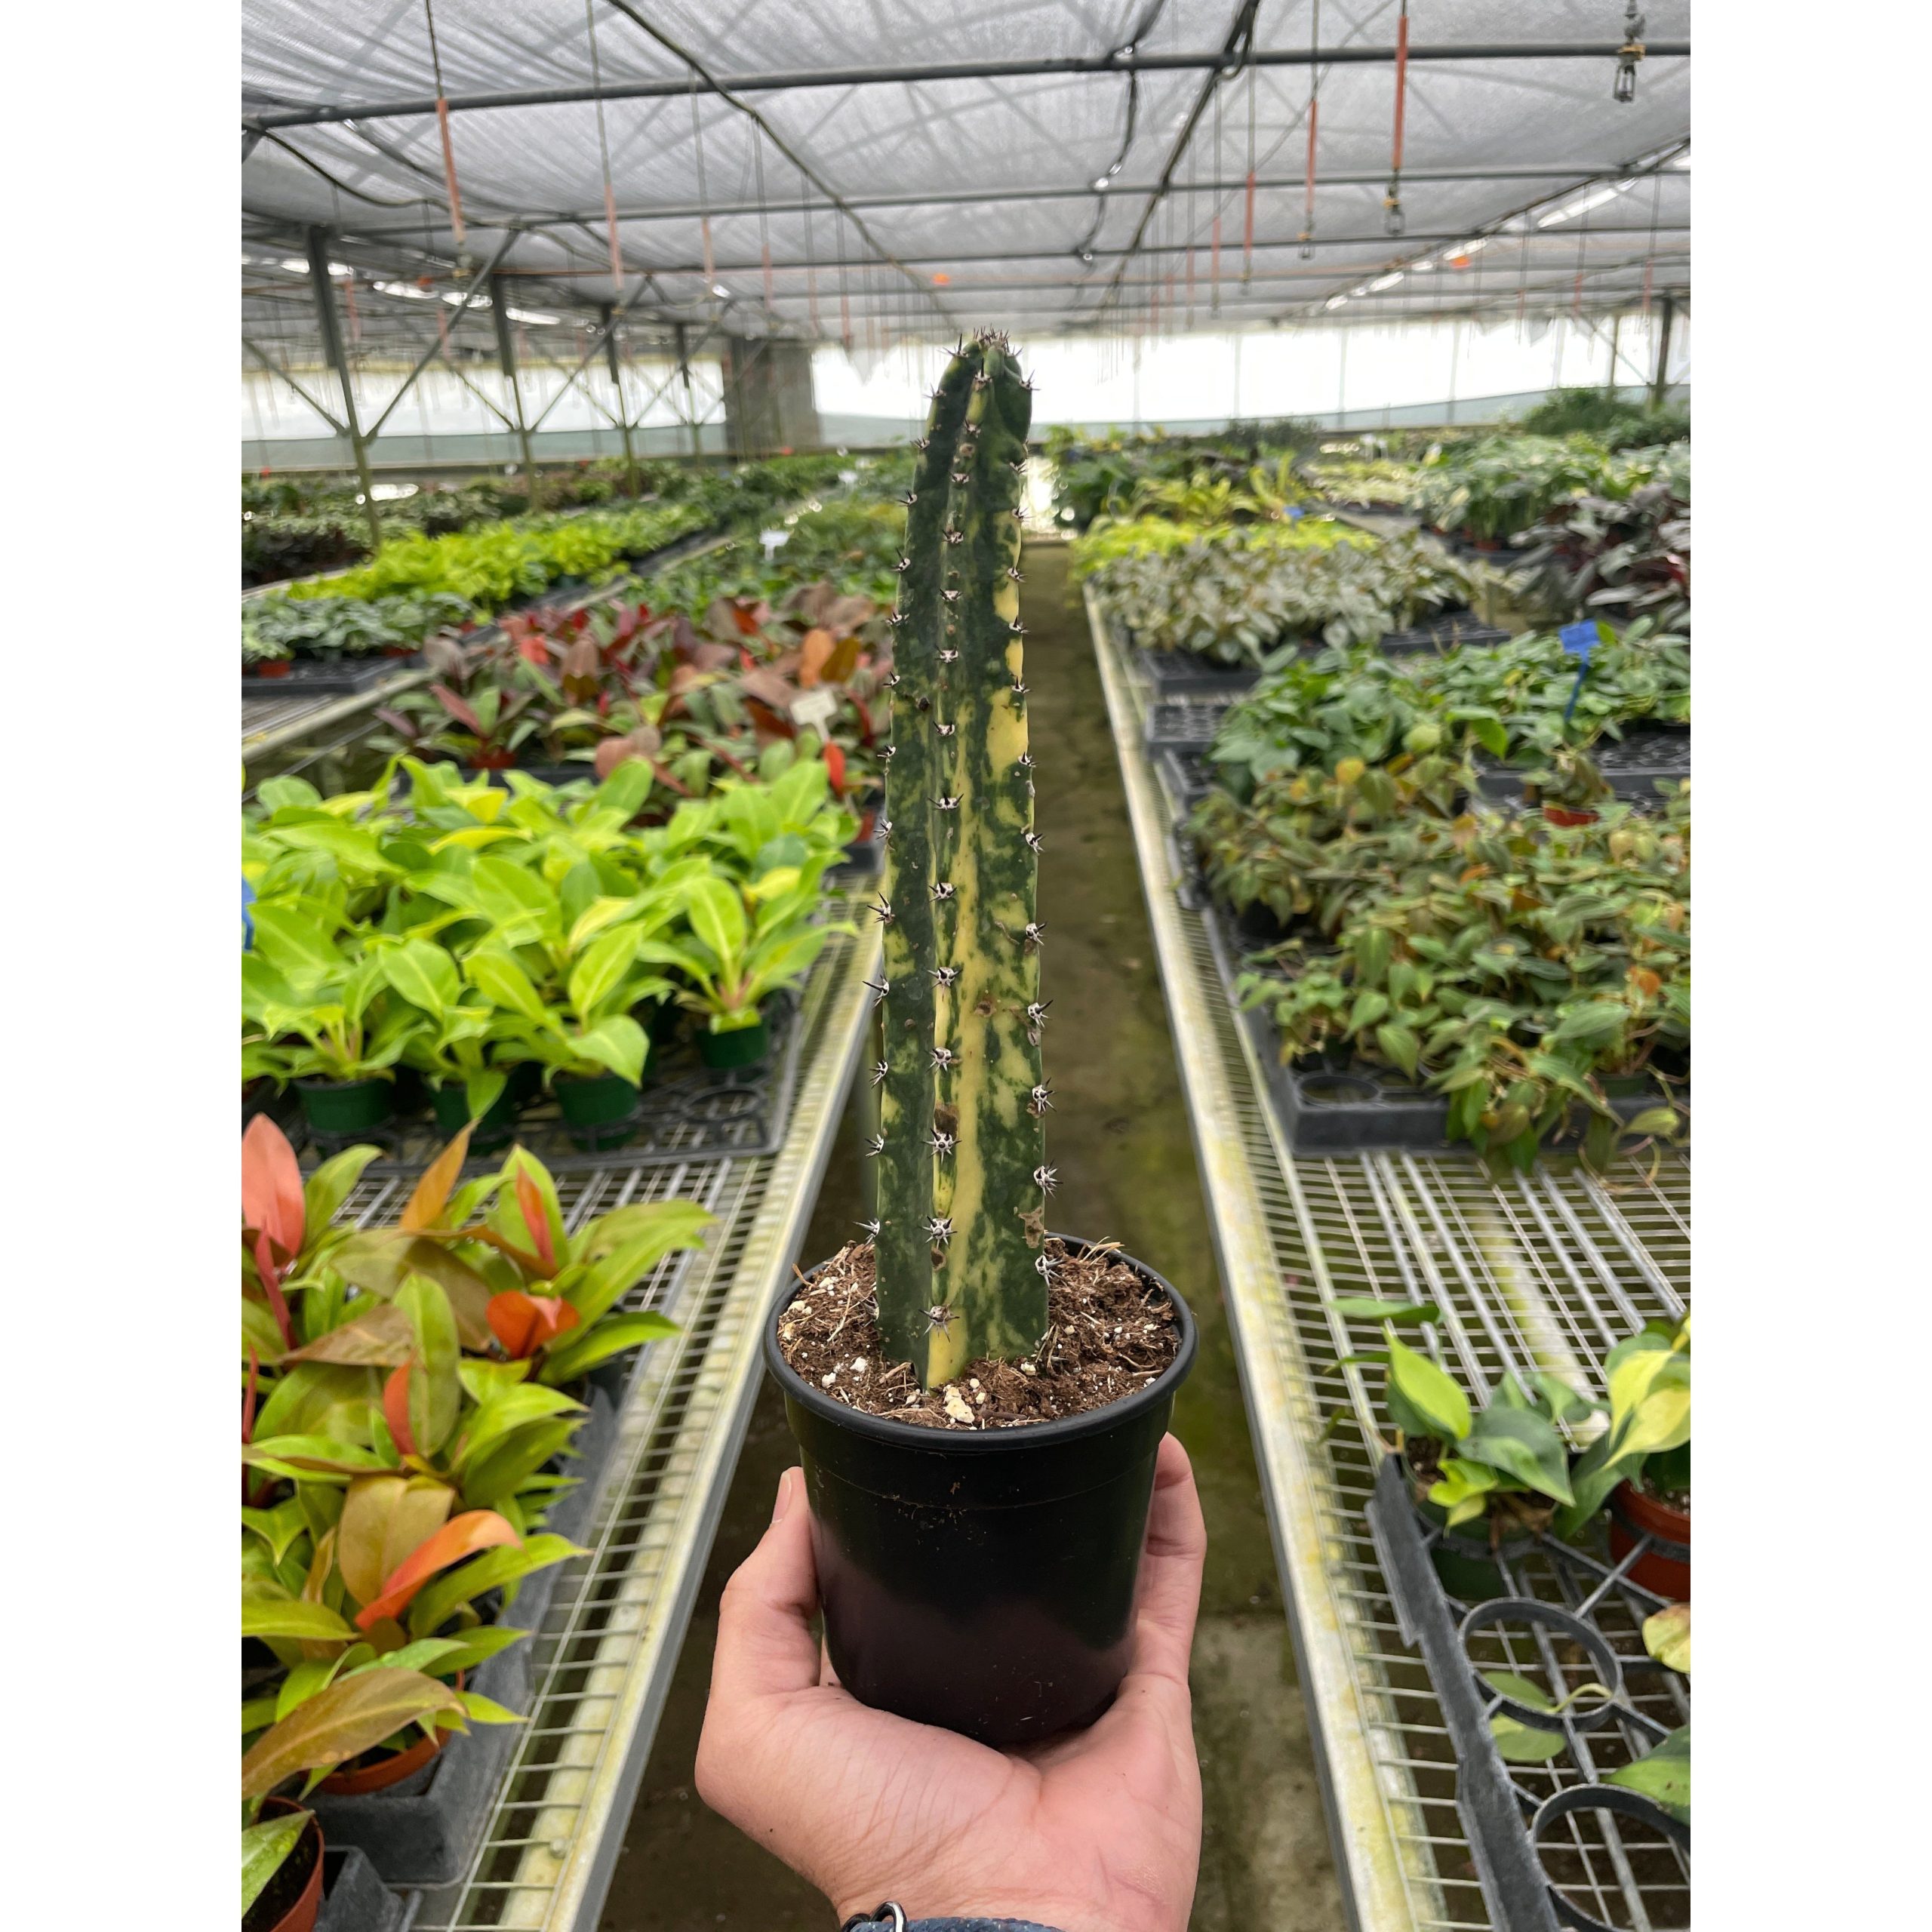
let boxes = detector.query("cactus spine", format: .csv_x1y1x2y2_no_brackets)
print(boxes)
875,335,1045,1386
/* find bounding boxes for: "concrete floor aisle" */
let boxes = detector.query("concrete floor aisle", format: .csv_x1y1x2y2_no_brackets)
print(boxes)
599,543,1346,1931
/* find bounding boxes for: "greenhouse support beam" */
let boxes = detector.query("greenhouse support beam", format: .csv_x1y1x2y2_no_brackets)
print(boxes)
305,227,380,546
674,324,700,460
1652,294,1678,407
243,42,1690,130
525,272,662,437
361,226,518,440
602,304,640,494
491,272,540,500
242,335,344,436
323,163,1686,238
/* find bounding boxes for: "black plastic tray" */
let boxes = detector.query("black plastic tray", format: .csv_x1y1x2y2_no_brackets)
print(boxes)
1145,691,1244,751
1375,609,1513,656
1477,727,1690,811
1364,1454,1689,1932
1200,894,1684,1153
287,989,808,1179
1134,645,1262,701
243,657,420,698
317,1844,409,1932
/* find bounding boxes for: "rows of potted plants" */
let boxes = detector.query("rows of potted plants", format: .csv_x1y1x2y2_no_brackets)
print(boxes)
1205,618,1689,800
240,1112,715,1925
1190,740,1688,1166
1411,432,1687,550
1043,419,1319,529
242,752,855,1146
1093,524,1479,666
242,453,875,672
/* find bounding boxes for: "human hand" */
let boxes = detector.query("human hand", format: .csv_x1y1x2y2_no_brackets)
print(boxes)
695,1432,1206,1932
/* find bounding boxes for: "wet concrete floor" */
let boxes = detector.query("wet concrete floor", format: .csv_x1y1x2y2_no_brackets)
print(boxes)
598,543,1346,1930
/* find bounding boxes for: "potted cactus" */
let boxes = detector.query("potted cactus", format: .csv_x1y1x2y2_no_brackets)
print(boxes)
762,335,1196,1746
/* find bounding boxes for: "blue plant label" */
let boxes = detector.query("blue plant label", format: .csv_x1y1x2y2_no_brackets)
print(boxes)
1559,619,1598,663
242,875,256,950
1285,506,1305,521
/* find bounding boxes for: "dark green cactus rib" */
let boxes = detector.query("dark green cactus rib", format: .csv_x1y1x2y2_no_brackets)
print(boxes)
875,334,1047,1386
873,349,975,1367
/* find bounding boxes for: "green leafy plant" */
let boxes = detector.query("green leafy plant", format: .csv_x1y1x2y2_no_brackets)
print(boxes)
1195,764,1688,1166
1557,1314,1690,1536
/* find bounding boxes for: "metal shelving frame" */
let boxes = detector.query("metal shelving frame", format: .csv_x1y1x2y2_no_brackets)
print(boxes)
1087,583,1690,1932
327,912,880,1932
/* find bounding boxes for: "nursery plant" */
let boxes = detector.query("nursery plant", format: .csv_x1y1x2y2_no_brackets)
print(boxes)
763,336,1197,1748
1195,761,1688,1167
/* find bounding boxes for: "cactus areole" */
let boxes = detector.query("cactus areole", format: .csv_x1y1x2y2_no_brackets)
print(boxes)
873,334,1047,1386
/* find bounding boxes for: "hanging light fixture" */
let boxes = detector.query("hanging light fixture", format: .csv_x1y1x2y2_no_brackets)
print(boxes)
1614,3,1646,103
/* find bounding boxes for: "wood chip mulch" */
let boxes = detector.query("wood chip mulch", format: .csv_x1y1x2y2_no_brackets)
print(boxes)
775,1238,1180,1429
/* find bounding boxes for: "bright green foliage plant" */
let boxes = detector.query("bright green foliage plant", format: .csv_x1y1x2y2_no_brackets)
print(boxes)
242,757,854,1101
873,335,1048,1385
1069,509,1360,580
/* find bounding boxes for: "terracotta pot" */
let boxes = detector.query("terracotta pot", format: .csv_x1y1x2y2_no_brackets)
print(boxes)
472,747,517,771
1543,805,1600,828
315,1724,446,1796
254,660,294,679
1608,1480,1689,1599
247,1798,323,1932
380,643,416,658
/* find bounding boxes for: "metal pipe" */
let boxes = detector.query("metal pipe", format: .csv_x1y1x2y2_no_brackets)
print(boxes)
305,227,380,545
674,323,700,461
242,334,344,434
312,162,1689,238
243,42,1691,131
362,226,518,439
491,272,540,501
1651,292,1678,408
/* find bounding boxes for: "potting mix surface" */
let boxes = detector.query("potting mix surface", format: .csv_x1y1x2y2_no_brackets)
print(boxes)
777,1236,1181,1428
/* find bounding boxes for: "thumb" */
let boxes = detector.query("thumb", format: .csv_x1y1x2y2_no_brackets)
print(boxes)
709,1466,823,1704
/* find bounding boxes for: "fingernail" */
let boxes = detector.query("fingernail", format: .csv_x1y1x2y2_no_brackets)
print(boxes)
772,1469,796,1522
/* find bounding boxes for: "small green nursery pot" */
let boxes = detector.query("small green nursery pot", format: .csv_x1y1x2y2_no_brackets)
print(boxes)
554,1071,638,1148
429,1081,520,1149
297,1078,393,1135
766,1237,1197,1747
699,1017,769,1069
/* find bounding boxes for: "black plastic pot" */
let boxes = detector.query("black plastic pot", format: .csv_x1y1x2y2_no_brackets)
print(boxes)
764,1236,1197,1747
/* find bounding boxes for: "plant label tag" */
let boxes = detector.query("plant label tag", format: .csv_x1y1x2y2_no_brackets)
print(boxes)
790,688,838,731
838,469,858,485
1285,506,1305,521
760,527,791,560
1559,619,1598,663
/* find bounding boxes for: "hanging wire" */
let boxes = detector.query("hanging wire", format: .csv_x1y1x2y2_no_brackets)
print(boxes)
421,0,469,260
1641,168,1662,313
752,123,775,316
1615,3,1647,103
1241,48,1257,282
583,0,625,295
1070,1,1171,266
1209,78,1223,315
1300,0,1321,258
801,160,821,337
1384,1,1409,235
688,75,719,302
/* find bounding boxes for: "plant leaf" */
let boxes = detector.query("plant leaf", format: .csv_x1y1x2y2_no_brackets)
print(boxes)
1643,1602,1690,1675
1386,1334,1472,1442
241,1813,311,1915
239,1668,466,1798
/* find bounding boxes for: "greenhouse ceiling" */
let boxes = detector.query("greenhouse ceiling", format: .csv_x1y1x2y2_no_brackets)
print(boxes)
241,1,1689,354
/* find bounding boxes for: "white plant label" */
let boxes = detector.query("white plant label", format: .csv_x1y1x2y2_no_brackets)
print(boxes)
760,527,790,560
789,688,838,731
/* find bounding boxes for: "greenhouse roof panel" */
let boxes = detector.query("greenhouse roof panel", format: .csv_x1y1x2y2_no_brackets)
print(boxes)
242,2,1688,341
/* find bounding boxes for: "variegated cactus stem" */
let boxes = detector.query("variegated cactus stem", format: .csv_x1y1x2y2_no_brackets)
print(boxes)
871,333,1047,1388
